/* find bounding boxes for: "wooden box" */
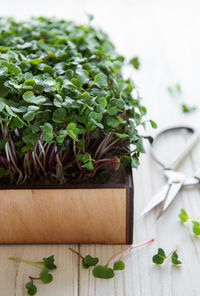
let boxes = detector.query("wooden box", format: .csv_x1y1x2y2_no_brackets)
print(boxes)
0,168,133,244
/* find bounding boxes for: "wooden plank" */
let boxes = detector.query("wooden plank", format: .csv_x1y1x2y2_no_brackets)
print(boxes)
0,188,126,244
0,244,79,296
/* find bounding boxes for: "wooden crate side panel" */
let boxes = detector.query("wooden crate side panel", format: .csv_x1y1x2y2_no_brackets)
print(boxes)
0,188,126,244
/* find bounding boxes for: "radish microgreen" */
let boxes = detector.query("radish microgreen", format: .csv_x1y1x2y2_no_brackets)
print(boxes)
9,255,56,295
152,248,182,265
70,238,154,279
178,208,200,235
0,17,155,185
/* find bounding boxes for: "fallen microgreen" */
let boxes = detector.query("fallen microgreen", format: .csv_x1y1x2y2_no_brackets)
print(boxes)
92,238,154,279
167,83,181,96
69,238,154,279
171,251,182,265
9,255,56,295
181,103,197,113
152,248,182,265
178,208,200,235
69,248,99,269
167,83,197,113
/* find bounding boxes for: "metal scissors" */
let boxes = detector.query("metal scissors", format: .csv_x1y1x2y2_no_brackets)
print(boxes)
141,126,200,219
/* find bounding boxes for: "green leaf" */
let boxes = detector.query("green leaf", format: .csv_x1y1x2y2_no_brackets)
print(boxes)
52,107,67,123
171,252,182,265
178,208,189,222
41,123,54,142
25,281,37,295
107,105,118,115
181,104,197,113
113,260,125,270
129,57,140,69
97,97,107,108
94,73,108,89
57,130,68,144
192,221,200,235
24,79,36,87
66,122,80,141
76,69,89,84
22,92,46,105
23,111,35,121
131,156,139,168
81,161,94,171
150,120,157,129
43,255,57,270
40,267,53,284
105,116,119,128
136,138,145,153
152,248,166,265
82,255,99,269
23,91,36,104
92,265,115,279
27,59,43,65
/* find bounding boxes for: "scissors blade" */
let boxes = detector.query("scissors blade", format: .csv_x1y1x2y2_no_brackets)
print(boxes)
156,176,185,219
141,183,170,216
184,177,200,186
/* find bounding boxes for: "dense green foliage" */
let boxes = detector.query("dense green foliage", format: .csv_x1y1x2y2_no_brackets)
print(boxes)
0,17,154,184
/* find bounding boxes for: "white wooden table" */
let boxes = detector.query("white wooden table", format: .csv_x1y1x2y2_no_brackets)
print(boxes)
1,0,200,295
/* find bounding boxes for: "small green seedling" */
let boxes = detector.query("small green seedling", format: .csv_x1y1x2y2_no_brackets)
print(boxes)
167,83,197,113
9,255,56,295
93,238,154,279
167,83,182,96
171,252,182,265
70,239,154,279
69,248,99,269
178,208,200,235
181,104,197,113
152,248,182,265
192,221,200,235
179,208,189,222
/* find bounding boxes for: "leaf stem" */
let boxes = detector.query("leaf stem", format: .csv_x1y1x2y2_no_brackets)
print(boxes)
8,257,44,266
29,276,41,281
69,248,84,260
166,248,177,258
106,238,155,266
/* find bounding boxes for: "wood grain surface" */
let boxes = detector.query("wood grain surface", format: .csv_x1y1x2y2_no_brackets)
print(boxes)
0,0,200,295
0,188,127,244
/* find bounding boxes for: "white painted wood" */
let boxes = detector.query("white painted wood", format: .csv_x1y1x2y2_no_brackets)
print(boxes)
0,0,200,295
0,245,79,296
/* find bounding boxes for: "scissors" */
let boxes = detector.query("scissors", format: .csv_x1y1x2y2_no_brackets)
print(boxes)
141,126,200,219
